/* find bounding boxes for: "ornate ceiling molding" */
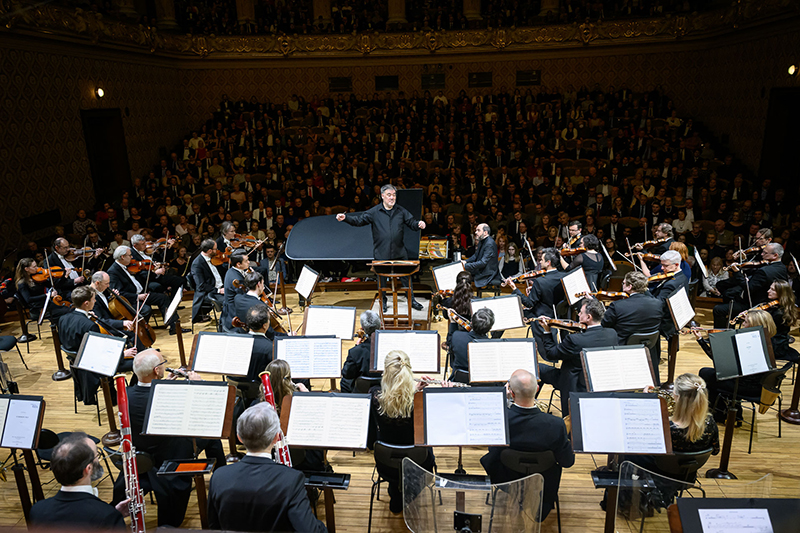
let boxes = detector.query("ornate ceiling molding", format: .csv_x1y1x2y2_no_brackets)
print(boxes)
1,0,797,59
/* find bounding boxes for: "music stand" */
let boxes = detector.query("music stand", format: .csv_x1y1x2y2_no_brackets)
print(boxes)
705,326,774,479
369,260,420,329
164,288,188,366
49,323,71,381
663,286,696,389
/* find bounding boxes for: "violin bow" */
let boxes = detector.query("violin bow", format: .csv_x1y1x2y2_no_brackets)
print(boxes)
80,234,89,278
625,237,644,273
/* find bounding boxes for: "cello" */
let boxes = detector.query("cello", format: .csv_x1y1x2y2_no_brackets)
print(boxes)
107,291,157,348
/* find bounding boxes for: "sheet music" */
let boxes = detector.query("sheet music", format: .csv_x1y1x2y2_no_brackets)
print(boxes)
433,262,465,292
76,333,126,377
668,287,696,330
424,391,507,446
164,287,184,324
193,334,254,376
736,330,769,376
304,306,356,339
694,246,709,278
294,265,319,300
1,399,42,449
468,341,537,382
286,395,371,449
374,332,439,373
0,398,9,445
275,337,342,378
579,397,666,453
562,267,592,306
147,383,229,438
584,348,654,392
698,508,773,533
471,295,524,332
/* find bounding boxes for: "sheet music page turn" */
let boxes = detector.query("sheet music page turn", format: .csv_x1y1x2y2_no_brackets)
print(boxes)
375,332,438,372
147,384,229,438
0,399,41,449
469,342,536,382
585,349,654,392
277,337,341,378
286,395,371,449
424,391,507,446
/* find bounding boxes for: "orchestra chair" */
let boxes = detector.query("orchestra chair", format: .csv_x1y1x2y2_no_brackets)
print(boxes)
499,449,562,532
597,269,613,290
717,362,792,454
626,331,661,380
13,294,40,353
451,369,470,385
475,283,502,298
0,335,27,370
186,276,222,333
355,376,382,394
652,449,714,485
68,364,102,425
225,376,261,407
369,442,431,533
686,279,700,309
33,429,61,469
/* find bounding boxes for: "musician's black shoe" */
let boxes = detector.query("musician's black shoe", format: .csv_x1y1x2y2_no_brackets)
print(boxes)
169,326,191,335
411,300,424,311
177,305,186,310
389,496,403,514
193,315,212,323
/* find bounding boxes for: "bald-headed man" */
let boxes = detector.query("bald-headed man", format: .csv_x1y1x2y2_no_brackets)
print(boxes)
480,369,574,521
463,223,502,289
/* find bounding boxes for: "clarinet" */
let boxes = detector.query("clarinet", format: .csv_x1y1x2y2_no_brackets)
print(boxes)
258,371,292,467
115,374,146,533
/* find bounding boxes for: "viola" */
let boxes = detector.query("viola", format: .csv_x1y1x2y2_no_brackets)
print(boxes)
730,300,779,325
733,244,767,260
560,247,587,257
51,294,70,307
127,259,165,274
525,317,586,332
647,271,678,283
31,266,88,283
632,237,669,249
504,269,548,285
436,289,454,297
563,234,581,249
436,304,471,331
575,290,629,301
232,279,274,306
230,234,263,249
211,247,233,267
66,246,104,259
723,260,769,273
144,238,173,255
625,252,662,262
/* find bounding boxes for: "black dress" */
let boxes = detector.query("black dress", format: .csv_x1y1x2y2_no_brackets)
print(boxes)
564,251,604,290
769,307,800,363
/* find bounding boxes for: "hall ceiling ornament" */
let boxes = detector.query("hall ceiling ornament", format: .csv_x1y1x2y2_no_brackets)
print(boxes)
0,0,797,58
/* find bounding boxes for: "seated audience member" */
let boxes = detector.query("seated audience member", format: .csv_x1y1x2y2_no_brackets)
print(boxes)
30,432,128,530
368,350,436,513
341,310,382,392
481,369,574,520
207,403,327,532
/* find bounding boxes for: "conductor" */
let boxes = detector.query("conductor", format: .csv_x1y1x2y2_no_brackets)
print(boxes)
337,184,426,311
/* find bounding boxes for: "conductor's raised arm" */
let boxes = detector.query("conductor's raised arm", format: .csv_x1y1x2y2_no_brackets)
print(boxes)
336,213,346,221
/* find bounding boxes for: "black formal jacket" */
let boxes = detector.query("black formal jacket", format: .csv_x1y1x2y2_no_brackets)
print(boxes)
191,253,222,295
344,203,420,260
601,292,664,343
450,330,488,376
480,405,574,515
465,235,502,288
540,325,619,393
649,271,688,337
30,490,126,530
341,338,376,392
207,455,327,533
233,293,266,325
46,251,80,294
513,270,566,318
245,333,273,381
221,267,245,329
107,262,141,303
736,260,788,306
58,309,100,353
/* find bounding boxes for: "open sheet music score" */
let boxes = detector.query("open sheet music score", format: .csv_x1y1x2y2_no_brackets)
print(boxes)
143,381,234,439
0,395,45,450
284,393,371,449
471,295,524,332
570,392,671,454
302,306,357,340
75,331,126,377
678,498,800,533
667,286,696,331
420,388,509,446
699,508,773,533
562,267,592,306
582,346,655,392
190,332,255,377
468,339,537,383
709,326,773,380
164,287,184,325
371,330,440,373
432,262,465,292
294,265,320,300
274,336,342,379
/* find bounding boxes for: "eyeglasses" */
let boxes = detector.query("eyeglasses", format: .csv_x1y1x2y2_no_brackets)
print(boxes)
155,358,168,369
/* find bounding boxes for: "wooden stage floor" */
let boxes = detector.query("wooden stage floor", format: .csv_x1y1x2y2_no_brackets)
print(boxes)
1,289,798,532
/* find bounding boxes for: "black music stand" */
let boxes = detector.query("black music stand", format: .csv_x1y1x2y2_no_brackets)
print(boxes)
369,260,420,330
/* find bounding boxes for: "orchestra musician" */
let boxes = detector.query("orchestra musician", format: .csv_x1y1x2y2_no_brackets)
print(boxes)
600,272,664,345
341,310,382,393
438,271,474,346
462,223,502,291
14,257,70,321
47,237,90,296
450,308,495,379
537,298,619,414
221,250,249,331
336,184,426,311
631,223,674,255
207,402,327,532
766,280,800,363
190,239,225,324
563,220,583,250
480,369,574,521
367,350,437,514
29,432,129,530
233,271,273,330
241,305,276,384
712,243,788,329
129,234,184,295
215,221,238,271
89,271,147,355
559,234,604,290
734,228,772,261
646,250,689,384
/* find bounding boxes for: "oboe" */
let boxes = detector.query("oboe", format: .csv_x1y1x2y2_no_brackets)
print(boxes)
258,371,292,467
115,374,146,533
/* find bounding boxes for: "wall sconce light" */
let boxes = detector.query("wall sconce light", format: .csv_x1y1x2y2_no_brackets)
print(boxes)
788,65,797,76
95,87,105,98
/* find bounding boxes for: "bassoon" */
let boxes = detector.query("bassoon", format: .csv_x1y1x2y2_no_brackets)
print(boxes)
259,371,292,467
115,374,146,533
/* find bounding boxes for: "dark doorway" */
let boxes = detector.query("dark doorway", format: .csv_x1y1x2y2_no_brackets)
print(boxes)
759,88,800,187
81,108,131,206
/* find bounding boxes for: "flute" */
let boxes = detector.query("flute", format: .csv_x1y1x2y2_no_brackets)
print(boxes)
414,379,470,388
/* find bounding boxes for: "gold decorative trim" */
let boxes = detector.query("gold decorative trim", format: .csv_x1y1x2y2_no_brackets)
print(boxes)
1,0,797,58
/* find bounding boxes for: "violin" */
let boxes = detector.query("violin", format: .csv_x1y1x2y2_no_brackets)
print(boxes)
625,252,662,262
526,317,587,332
575,290,629,301
233,311,287,335
211,247,233,267
563,234,581,249
65,246,104,261
230,234,263,249
144,238,174,256
436,304,472,331
632,237,669,249
723,260,769,273
355,328,369,343
127,259,165,274
31,266,89,283
232,279,274,306
647,271,678,283
733,244,767,260
503,269,548,285
436,289,454,297
51,294,70,307
560,247,587,257
730,300,779,325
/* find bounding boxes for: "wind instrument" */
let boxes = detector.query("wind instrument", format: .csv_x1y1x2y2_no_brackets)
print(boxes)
115,374,146,533
258,371,292,467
